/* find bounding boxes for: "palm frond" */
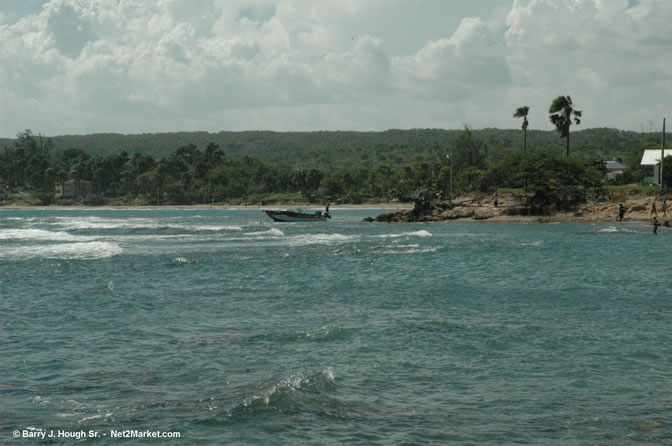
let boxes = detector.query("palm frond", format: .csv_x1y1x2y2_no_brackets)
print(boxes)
513,106,530,118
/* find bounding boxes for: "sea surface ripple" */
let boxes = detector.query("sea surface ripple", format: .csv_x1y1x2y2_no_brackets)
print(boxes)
1,209,671,444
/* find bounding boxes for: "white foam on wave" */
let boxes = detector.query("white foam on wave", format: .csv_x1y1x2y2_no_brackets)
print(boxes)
171,256,199,265
0,241,122,260
599,226,637,233
53,217,243,233
288,233,358,246
108,234,190,241
519,240,543,247
243,228,285,238
378,246,438,254
0,229,96,242
51,216,156,230
373,230,433,238
191,225,243,231
5,217,39,221
244,367,337,406
50,216,243,232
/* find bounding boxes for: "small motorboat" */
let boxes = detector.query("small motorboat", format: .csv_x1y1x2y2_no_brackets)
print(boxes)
265,203,331,222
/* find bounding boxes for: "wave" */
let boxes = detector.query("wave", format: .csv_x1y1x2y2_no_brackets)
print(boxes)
191,225,243,232
519,241,543,247
0,241,122,260
288,233,358,246
51,216,158,230
377,246,438,254
243,228,285,238
170,256,198,265
192,326,353,347
0,229,96,242
50,217,242,232
268,326,353,343
598,226,637,234
231,368,336,414
373,230,432,238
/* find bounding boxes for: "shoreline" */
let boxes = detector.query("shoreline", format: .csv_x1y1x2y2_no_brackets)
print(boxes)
364,194,669,225
0,202,414,211
0,199,666,225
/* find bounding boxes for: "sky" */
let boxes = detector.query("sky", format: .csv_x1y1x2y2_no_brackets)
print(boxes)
0,0,670,137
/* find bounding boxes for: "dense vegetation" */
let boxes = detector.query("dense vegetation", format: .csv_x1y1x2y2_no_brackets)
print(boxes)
0,127,663,171
0,127,666,208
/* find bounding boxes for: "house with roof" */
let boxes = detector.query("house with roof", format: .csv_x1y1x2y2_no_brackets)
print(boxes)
604,160,626,180
640,149,672,185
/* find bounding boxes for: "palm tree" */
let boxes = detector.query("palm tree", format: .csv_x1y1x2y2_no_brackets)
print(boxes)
549,96,582,157
513,106,530,151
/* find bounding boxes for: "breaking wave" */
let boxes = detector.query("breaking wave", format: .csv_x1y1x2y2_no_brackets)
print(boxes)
0,229,96,242
598,226,638,234
373,230,433,238
287,233,358,246
377,245,439,254
50,217,242,232
243,228,285,238
227,368,337,417
0,242,122,260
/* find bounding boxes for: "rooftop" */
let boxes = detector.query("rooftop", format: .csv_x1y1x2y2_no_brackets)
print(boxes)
640,149,672,165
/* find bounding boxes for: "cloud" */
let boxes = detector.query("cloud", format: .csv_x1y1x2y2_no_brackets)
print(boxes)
394,16,511,100
502,0,672,130
0,0,671,136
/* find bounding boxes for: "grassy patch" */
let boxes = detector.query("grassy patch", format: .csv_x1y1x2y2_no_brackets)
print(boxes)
606,183,661,198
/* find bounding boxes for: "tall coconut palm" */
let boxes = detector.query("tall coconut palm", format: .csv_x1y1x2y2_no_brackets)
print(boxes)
513,106,530,151
549,96,582,157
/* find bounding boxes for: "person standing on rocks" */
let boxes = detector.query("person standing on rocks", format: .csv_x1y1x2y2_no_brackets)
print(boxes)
651,201,658,217
618,204,626,221
662,199,668,217
492,191,499,208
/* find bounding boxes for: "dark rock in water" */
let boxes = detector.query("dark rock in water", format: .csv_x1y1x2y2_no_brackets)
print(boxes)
362,216,374,222
373,210,413,222
366,195,513,223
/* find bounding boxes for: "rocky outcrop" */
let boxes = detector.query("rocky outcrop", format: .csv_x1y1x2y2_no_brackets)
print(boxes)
364,194,672,224
366,197,505,223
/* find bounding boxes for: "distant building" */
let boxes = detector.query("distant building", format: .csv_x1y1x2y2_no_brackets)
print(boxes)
604,160,626,180
55,179,95,198
640,150,672,185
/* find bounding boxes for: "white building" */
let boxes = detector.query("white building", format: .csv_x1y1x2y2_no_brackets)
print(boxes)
640,149,672,186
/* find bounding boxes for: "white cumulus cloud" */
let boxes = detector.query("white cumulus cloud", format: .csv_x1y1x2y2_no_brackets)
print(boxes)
0,0,671,136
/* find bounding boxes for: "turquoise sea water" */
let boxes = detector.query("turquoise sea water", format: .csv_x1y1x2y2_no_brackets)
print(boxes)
1,209,671,444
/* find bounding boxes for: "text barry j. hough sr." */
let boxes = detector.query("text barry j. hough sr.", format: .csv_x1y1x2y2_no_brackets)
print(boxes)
14,429,181,439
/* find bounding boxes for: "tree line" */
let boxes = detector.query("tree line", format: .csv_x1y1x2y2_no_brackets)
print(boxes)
0,126,661,172
3,95,666,208
1,125,611,210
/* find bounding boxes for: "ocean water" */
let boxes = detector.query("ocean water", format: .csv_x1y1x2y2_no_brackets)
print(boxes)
1,208,671,444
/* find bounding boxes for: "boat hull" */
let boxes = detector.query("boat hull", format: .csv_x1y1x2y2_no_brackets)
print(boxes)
265,210,329,222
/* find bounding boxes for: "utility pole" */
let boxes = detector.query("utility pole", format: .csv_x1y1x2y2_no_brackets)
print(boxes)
661,118,666,188
447,152,453,202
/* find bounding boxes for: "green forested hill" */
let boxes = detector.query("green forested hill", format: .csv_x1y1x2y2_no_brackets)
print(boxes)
0,127,661,171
